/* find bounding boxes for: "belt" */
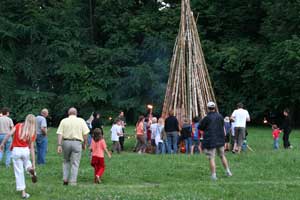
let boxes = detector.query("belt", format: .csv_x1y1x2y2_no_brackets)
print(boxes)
63,138,82,142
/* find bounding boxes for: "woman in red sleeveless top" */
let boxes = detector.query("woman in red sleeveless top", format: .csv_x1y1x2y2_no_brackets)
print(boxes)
0,114,37,199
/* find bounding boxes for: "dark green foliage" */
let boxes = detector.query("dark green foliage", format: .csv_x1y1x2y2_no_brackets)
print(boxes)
0,0,299,124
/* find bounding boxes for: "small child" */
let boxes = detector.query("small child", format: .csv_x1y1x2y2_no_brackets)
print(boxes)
90,128,111,183
224,116,231,151
191,117,201,154
181,119,192,155
272,124,281,150
150,117,158,153
111,119,122,153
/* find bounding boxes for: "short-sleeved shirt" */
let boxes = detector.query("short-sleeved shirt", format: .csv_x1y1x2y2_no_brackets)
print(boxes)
56,115,90,142
11,123,36,149
150,123,158,139
136,122,144,136
231,109,250,128
91,139,107,158
0,116,14,134
111,124,120,141
36,115,47,135
272,129,281,139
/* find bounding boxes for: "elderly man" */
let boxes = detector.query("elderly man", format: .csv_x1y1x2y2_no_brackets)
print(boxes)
57,107,89,186
199,102,232,181
36,108,49,165
0,107,14,167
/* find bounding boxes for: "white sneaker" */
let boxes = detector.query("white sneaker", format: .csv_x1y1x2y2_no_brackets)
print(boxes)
22,193,30,199
226,171,233,177
211,175,218,181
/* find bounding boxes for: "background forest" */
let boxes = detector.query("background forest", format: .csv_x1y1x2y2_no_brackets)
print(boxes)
0,0,299,125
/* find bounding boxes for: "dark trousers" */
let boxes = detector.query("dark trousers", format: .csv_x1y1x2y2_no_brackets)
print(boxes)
112,141,121,153
119,136,125,151
283,129,291,148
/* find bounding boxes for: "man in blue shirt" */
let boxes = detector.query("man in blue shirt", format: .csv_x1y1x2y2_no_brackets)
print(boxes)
199,102,232,180
36,108,49,165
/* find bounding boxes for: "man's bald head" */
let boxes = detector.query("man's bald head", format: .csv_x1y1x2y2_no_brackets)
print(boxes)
68,107,77,116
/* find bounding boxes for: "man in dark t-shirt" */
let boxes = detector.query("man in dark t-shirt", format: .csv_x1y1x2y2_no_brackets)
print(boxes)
199,102,232,181
164,110,179,154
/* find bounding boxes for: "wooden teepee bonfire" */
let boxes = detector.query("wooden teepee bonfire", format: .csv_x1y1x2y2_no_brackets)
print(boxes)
162,0,217,123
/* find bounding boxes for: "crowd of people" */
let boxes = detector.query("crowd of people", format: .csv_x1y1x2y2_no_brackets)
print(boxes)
0,103,294,198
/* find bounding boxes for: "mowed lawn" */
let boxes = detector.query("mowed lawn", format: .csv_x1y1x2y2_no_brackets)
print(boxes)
1,126,300,200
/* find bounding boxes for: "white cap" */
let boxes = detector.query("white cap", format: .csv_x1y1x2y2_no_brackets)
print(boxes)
207,101,216,108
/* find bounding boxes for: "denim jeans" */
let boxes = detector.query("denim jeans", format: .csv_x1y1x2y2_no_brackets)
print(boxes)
156,142,166,154
167,131,178,154
0,134,12,167
274,138,279,150
36,134,48,164
185,138,192,154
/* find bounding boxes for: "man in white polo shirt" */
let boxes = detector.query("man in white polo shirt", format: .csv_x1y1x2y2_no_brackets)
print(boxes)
231,103,250,153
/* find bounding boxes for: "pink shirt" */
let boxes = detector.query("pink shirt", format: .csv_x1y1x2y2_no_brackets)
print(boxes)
91,139,107,158
272,129,281,139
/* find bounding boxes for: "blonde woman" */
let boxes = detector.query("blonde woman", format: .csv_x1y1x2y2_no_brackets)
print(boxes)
0,114,37,199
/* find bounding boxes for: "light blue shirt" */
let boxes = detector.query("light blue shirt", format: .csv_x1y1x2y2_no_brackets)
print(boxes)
36,115,47,135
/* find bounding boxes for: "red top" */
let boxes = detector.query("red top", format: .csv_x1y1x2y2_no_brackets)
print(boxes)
272,129,281,139
91,139,107,158
11,123,36,149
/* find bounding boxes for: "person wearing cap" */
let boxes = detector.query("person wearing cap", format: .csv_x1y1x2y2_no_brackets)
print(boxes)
36,108,49,165
231,103,250,153
57,107,90,186
199,102,232,181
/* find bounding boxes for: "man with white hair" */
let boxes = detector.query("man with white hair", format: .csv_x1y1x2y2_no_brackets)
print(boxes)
36,108,49,165
57,107,90,186
199,102,232,181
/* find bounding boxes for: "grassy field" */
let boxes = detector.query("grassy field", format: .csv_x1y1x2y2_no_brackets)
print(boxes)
0,126,300,200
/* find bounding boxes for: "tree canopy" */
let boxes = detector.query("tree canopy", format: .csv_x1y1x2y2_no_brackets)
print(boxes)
0,0,299,125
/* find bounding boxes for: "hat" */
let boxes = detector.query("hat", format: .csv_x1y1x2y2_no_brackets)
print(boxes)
207,101,216,108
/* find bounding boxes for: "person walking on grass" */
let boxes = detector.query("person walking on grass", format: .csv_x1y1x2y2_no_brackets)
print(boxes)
36,108,49,165
0,114,37,199
90,128,111,184
111,119,122,154
231,103,250,153
57,107,90,186
164,110,180,154
0,107,14,167
281,109,292,149
199,102,232,181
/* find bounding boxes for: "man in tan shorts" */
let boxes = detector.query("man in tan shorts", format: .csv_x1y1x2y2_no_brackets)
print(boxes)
199,102,232,180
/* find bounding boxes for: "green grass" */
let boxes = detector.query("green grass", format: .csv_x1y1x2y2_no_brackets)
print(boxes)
1,126,300,200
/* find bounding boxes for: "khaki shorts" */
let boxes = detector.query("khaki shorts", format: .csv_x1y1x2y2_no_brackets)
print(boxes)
204,146,225,159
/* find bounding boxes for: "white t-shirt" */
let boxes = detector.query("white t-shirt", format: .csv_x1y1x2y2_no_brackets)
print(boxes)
150,123,158,139
231,108,250,128
111,124,121,141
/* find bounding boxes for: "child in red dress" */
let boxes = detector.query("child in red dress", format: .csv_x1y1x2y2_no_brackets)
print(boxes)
90,128,111,183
